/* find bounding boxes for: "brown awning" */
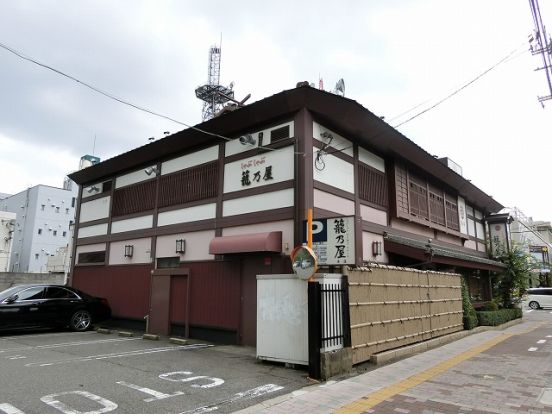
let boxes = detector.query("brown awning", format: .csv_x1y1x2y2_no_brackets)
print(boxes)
384,232,506,272
209,231,282,254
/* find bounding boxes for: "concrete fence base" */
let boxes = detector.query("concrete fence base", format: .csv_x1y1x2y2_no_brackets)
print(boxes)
0,272,65,291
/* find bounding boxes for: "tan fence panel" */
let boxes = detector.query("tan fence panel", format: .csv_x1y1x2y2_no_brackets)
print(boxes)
347,265,463,365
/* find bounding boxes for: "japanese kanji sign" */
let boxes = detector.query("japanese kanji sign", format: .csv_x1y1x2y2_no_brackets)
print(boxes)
302,216,355,265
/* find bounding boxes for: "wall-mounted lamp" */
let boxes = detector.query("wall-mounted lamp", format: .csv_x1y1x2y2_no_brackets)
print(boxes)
144,166,159,176
176,239,186,254
372,241,383,257
238,133,256,146
87,185,100,194
124,245,134,258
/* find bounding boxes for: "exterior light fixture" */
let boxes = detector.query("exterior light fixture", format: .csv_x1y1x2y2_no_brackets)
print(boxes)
372,241,382,257
144,166,159,176
124,245,134,258
176,239,186,254
87,185,100,194
238,133,256,146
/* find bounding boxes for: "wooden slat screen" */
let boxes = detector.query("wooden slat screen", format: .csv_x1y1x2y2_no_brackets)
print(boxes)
358,163,388,208
408,176,428,219
445,194,460,231
112,180,156,217
158,161,218,208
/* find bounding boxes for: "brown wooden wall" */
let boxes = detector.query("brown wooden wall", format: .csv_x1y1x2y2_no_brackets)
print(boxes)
347,265,463,365
358,163,388,208
72,264,152,319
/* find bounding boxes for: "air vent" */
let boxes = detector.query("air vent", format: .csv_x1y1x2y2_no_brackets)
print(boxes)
270,125,290,143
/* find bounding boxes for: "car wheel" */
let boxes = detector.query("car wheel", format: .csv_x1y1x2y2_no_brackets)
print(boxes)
529,301,540,310
70,310,92,331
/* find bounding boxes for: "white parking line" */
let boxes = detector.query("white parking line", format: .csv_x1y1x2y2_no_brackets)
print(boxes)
0,337,139,354
0,331,96,340
24,343,213,367
529,347,539,352
537,340,547,344
526,310,534,313
179,384,284,414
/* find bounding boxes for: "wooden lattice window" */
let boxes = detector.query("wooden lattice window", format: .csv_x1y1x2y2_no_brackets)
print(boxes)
358,163,388,208
408,178,428,220
112,180,156,217
158,161,218,208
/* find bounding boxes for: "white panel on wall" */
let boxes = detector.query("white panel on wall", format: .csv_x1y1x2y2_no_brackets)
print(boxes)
360,203,387,226
362,232,388,263
222,220,294,255
156,230,215,261
314,189,355,216
312,149,354,193
358,147,385,173
111,215,153,234
115,168,156,189
225,121,294,157
79,196,111,223
468,218,476,237
458,196,468,235
313,122,353,157
76,243,106,255
161,146,219,176
476,222,485,240
224,145,295,193
157,203,216,227
223,189,294,217
109,238,152,265
78,223,108,238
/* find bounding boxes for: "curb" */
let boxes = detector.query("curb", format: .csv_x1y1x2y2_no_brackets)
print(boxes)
169,337,188,345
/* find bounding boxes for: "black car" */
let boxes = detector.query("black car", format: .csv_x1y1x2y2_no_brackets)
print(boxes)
0,284,111,332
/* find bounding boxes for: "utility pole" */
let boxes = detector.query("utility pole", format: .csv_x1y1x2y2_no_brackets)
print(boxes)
528,0,552,106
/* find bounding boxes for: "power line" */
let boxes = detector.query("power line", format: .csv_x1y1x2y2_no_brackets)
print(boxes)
0,41,232,142
393,46,528,128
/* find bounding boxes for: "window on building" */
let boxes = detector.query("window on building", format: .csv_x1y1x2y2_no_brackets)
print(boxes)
53,230,57,236
38,229,42,235
66,208,70,214
56,207,60,213
71,197,76,207
156,257,180,268
78,251,106,264
35,253,39,259
41,204,45,211
62,231,67,237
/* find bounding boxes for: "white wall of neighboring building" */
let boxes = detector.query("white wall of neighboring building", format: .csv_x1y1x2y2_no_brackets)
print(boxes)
0,183,78,273
0,211,16,272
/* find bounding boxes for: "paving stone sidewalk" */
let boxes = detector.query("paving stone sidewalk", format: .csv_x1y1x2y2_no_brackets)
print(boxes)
235,315,552,414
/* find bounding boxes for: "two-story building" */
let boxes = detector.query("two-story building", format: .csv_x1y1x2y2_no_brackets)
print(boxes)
68,85,505,345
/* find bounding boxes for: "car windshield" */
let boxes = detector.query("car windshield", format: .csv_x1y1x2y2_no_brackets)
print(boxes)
0,286,25,302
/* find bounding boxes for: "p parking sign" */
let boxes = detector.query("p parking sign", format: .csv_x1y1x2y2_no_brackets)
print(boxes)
302,216,355,265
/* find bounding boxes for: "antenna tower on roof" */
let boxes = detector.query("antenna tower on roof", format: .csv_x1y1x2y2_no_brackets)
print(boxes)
195,42,235,121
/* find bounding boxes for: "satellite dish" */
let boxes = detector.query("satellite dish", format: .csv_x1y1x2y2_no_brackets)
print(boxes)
290,245,318,280
334,78,345,96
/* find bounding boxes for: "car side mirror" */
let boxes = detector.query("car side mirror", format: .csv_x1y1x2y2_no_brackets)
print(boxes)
5,295,18,304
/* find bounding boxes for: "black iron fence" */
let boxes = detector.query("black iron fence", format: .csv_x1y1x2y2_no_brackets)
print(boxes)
308,275,351,379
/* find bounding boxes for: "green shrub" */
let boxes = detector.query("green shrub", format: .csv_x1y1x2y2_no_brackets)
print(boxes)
461,278,478,330
476,308,522,326
481,301,499,311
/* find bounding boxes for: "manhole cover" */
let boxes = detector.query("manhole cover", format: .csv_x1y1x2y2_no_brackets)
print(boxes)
471,374,505,381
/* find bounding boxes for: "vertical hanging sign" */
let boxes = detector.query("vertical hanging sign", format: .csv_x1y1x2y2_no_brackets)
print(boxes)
302,216,355,265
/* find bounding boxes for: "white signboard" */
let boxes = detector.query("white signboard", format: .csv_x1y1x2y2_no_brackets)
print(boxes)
489,222,509,257
223,145,294,193
457,196,468,235
304,216,355,265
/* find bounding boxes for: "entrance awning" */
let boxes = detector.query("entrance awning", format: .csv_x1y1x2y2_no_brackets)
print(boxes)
384,232,506,272
209,231,282,254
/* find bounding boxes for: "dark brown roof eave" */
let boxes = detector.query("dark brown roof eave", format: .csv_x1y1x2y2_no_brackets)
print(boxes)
68,86,502,213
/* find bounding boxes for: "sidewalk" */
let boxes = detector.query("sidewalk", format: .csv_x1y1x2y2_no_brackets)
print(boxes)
235,317,543,414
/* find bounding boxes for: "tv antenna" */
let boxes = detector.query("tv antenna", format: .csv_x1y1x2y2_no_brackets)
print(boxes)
528,0,552,107
195,43,235,121
333,78,345,97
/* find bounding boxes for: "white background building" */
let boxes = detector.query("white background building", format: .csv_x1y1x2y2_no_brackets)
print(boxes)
0,182,78,273
0,211,16,272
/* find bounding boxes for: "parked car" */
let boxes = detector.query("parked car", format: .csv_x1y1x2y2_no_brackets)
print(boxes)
525,287,552,310
0,284,111,332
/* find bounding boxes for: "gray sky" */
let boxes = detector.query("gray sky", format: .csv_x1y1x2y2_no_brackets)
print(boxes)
1,1,551,220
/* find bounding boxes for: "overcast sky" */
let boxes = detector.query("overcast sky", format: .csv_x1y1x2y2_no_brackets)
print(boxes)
1,1,551,221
